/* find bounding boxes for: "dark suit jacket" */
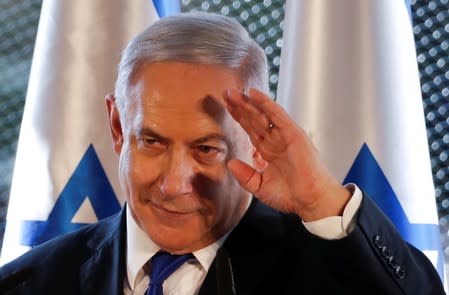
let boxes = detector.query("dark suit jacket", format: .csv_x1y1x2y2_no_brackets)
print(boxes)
0,196,444,295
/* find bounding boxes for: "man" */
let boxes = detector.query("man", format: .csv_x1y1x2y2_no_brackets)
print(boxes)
0,12,444,295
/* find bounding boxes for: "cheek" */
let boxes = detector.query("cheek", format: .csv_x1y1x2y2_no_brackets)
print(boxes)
189,164,237,213
118,143,160,194
224,122,252,161
214,167,247,209
206,169,250,231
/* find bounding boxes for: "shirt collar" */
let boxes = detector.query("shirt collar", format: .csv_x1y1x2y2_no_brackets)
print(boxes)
125,205,230,289
126,205,159,289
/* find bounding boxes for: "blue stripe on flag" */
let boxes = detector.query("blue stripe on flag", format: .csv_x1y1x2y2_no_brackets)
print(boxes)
404,0,413,26
19,144,121,246
344,143,443,279
152,0,181,18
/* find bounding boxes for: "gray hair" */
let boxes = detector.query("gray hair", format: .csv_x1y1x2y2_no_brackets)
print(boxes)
114,12,269,111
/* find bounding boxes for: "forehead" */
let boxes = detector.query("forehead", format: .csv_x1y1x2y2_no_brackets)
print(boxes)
131,61,243,109
131,62,244,116
127,62,244,134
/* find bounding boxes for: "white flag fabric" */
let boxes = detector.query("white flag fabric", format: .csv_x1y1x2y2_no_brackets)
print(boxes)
0,0,162,265
277,0,443,279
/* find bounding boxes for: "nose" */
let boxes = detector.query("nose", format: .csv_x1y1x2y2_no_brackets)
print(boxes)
159,150,194,197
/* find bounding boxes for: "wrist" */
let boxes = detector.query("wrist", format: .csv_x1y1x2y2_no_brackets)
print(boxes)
297,182,352,222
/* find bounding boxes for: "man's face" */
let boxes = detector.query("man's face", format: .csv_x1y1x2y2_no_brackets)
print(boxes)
108,62,254,253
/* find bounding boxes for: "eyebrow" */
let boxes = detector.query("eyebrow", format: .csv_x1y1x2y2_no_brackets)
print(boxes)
137,127,169,142
138,127,233,149
193,133,232,148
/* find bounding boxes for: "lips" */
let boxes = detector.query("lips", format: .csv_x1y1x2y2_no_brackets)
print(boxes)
155,204,195,215
149,199,199,217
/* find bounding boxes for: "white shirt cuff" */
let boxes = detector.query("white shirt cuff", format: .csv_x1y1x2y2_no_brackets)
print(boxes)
302,184,362,240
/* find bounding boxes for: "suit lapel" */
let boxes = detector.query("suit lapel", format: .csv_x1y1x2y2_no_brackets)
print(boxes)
199,199,299,295
197,259,218,295
79,208,127,295
74,201,296,295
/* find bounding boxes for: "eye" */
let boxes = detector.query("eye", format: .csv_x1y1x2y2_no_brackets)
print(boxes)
197,145,218,154
194,144,226,164
137,137,167,154
143,138,161,145
138,138,162,147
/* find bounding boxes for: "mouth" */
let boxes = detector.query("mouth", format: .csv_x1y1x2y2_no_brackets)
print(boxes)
151,202,198,221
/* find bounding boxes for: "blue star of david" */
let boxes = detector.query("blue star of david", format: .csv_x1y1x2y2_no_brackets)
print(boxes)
19,144,121,247
344,143,443,278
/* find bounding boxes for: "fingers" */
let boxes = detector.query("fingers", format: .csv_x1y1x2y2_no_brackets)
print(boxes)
227,159,262,195
224,89,270,136
223,88,293,131
246,88,291,128
223,88,289,155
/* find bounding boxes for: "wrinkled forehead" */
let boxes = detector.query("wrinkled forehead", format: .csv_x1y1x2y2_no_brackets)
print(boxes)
125,62,244,121
126,83,228,124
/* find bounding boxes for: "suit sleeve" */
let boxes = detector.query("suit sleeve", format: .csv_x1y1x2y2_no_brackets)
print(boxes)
361,195,444,293
296,195,445,294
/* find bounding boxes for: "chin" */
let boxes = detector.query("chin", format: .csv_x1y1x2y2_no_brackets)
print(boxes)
150,228,211,254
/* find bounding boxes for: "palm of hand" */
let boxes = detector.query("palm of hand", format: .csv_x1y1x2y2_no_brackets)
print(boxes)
224,88,350,221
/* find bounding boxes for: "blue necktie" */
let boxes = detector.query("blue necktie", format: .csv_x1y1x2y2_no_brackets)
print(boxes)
145,251,193,295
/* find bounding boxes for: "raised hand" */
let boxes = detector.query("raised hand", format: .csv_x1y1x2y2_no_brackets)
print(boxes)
223,88,351,221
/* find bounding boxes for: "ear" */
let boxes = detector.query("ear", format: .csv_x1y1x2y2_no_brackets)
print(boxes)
105,94,124,154
252,148,268,172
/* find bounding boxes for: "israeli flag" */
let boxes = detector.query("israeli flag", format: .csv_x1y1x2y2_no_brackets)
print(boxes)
0,0,180,265
277,0,444,280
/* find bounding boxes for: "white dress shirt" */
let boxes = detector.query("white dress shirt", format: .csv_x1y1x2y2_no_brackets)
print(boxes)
123,184,363,295
123,206,230,295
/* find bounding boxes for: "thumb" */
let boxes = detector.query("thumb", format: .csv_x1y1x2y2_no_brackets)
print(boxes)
227,159,262,194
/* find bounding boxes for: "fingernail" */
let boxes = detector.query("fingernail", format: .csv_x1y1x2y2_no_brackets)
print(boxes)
224,89,231,100
225,89,240,105
240,92,250,102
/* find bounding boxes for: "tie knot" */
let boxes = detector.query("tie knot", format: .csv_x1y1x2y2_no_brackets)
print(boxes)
149,251,193,285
